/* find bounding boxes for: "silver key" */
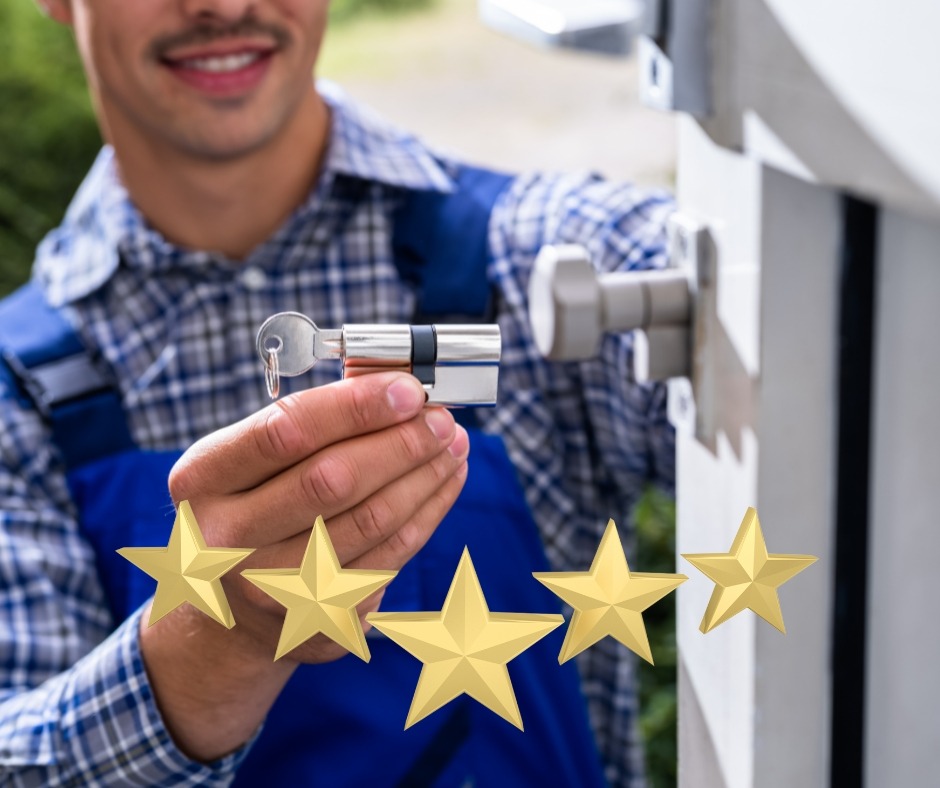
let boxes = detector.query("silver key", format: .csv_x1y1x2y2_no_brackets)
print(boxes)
257,312,501,406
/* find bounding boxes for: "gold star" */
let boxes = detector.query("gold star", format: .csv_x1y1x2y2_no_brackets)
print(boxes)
533,519,687,664
241,516,396,662
682,507,818,633
366,549,563,730
117,500,254,629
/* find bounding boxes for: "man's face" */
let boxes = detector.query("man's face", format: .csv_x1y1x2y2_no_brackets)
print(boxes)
59,0,329,160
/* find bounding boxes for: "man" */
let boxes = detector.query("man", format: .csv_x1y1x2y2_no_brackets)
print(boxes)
0,0,674,785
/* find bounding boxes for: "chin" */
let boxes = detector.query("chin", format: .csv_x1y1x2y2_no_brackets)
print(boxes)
171,120,287,162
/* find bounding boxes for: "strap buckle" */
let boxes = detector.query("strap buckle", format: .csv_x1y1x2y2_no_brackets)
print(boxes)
2,349,115,418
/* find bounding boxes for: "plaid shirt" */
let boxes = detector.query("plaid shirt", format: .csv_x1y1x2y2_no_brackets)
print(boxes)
0,82,674,787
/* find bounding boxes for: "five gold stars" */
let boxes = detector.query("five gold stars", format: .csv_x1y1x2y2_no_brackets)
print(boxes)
682,507,817,633
366,549,563,730
117,500,254,628
534,519,687,664
119,503,818,730
242,516,397,661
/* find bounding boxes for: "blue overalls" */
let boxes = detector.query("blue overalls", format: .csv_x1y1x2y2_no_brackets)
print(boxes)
0,168,607,787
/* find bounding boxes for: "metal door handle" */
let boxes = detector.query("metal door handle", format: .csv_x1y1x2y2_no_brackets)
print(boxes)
479,0,644,56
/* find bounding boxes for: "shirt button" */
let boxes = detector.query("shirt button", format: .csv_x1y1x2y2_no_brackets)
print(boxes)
241,266,267,291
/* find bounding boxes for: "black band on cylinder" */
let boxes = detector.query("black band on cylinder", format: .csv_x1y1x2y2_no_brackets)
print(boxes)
410,325,437,385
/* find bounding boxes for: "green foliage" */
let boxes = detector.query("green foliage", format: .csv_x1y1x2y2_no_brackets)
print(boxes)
634,486,679,788
0,1,102,295
330,0,436,25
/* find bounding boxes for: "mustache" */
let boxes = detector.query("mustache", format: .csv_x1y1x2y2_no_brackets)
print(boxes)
150,18,291,59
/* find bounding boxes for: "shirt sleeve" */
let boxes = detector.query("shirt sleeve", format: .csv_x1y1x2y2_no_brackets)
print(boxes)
0,393,252,786
576,180,677,496
493,171,676,497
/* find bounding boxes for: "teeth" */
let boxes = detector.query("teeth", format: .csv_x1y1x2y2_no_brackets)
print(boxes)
180,52,262,73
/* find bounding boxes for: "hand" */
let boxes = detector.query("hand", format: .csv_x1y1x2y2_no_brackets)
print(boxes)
140,372,469,760
172,370,468,662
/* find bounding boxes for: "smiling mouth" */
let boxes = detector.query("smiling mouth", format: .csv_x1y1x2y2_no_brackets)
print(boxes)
160,46,277,96
172,51,267,73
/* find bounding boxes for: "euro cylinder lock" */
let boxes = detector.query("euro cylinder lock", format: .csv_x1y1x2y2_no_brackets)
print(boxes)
256,312,501,406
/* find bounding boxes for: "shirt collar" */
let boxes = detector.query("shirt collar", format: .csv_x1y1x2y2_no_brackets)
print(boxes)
319,80,455,193
33,80,455,307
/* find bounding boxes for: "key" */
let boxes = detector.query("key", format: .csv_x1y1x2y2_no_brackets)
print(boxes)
257,312,501,406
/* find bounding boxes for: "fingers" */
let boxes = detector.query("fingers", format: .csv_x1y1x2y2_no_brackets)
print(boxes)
344,460,469,571
217,430,470,667
236,458,469,623
234,423,469,577
214,407,466,548
169,372,428,499
326,441,468,563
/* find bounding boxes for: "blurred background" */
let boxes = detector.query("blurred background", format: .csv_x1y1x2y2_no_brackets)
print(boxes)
0,0,678,783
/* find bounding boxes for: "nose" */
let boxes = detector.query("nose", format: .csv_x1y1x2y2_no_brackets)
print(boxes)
179,0,259,24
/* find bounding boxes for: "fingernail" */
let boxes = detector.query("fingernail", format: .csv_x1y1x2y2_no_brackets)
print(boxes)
387,378,424,413
448,425,469,458
425,407,454,441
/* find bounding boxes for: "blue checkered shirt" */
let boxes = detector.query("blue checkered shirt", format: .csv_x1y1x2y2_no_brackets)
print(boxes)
0,82,674,787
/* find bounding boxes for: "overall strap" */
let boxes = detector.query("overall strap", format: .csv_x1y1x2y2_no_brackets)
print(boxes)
0,281,133,470
392,164,514,323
